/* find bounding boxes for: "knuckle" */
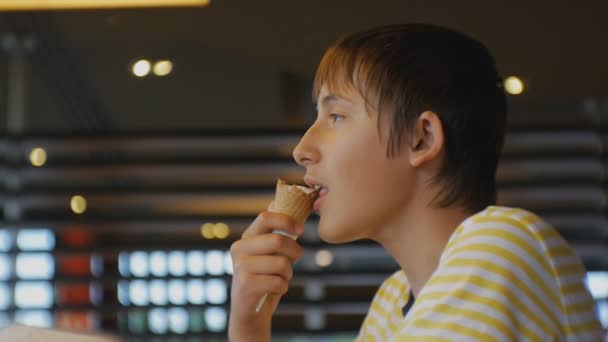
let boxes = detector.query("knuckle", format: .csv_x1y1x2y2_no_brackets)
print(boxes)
270,277,287,294
285,266,294,281
229,241,241,255
279,280,289,295
275,257,292,280
269,234,284,250
293,245,303,260
258,211,272,222
277,256,290,270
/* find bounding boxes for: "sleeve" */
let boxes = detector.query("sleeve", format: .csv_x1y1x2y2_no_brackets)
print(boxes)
390,221,565,342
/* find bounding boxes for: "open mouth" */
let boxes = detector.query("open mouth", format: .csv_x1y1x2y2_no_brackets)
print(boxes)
313,185,328,212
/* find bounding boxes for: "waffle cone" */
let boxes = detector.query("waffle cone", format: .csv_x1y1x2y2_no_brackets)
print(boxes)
270,179,318,225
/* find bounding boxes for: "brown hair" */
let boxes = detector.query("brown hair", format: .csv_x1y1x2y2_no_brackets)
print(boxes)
313,24,507,213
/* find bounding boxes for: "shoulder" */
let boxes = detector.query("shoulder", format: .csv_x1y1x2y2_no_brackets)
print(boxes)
401,206,576,339
438,206,571,297
443,206,567,262
454,206,548,238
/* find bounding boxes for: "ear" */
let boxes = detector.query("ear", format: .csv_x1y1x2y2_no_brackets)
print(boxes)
408,111,444,167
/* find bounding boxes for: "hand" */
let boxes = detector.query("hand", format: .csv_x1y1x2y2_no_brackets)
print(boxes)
228,209,304,342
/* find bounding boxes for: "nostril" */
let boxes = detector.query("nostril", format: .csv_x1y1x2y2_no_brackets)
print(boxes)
301,157,313,166
293,146,310,165
294,148,316,167
296,155,311,167
292,128,320,166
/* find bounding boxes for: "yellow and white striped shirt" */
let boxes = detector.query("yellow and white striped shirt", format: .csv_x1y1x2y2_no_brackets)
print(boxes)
356,206,604,341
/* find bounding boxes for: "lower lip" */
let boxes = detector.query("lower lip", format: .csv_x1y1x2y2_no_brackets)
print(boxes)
313,192,327,213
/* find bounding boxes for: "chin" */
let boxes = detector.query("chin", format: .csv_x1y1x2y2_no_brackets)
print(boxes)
317,220,363,244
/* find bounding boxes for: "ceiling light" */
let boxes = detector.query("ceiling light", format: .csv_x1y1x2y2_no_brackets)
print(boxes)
29,147,47,167
0,0,210,11
213,223,230,239
200,223,215,239
70,195,87,214
314,250,333,268
132,60,151,77
153,60,173,76
504,76,525,95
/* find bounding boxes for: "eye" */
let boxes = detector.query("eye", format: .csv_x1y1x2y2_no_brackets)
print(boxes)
329,113,344,123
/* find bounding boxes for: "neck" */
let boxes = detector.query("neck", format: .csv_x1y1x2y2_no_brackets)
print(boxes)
373,200,473,297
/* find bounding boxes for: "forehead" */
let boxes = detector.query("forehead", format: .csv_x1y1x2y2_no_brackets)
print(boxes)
317,82,382,119
317,83,360,105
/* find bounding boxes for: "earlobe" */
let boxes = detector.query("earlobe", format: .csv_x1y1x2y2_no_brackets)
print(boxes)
408,111,444,167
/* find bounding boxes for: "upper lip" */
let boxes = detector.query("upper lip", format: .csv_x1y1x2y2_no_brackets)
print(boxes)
304,176,326,191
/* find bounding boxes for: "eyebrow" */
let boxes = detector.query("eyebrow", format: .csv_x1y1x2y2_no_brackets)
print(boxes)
317,94,352,107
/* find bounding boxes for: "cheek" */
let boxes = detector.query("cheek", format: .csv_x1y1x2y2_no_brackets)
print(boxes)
332,134,396,195
347,159,409,218
319,136,411,242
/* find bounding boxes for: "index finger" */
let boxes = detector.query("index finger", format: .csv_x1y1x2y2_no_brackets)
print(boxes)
242,211,303,239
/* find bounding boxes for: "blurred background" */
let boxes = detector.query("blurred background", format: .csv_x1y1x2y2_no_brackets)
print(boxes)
0,0,606,341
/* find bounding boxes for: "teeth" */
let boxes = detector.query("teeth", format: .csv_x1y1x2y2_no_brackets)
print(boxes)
313,185,322,191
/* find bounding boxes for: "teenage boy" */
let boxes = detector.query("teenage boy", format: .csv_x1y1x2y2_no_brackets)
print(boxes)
229,24,604,341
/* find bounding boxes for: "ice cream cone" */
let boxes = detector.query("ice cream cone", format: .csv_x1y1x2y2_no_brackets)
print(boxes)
269,179,318,225
255,179,318,313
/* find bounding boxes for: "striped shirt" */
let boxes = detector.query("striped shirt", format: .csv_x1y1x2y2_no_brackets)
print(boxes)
356,206,604,341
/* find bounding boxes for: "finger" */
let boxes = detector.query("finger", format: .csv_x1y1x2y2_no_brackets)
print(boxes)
242,211,303,239
234,273,289,299
231,234,303,262
237,255,293,282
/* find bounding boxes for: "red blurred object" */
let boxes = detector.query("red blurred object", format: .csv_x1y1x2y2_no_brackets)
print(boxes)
55,311,97,331
56,283,91,305
62,229,95,247
58,255,91,276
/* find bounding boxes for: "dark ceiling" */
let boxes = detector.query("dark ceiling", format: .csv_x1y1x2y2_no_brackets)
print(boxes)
0,0,606,133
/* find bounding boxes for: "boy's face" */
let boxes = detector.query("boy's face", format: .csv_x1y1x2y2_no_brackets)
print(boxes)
293,83,416,243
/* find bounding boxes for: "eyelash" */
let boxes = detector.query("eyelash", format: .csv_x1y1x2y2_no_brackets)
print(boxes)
329,113,344,123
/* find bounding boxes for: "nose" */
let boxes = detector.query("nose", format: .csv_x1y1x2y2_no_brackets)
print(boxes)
292,124,321,167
